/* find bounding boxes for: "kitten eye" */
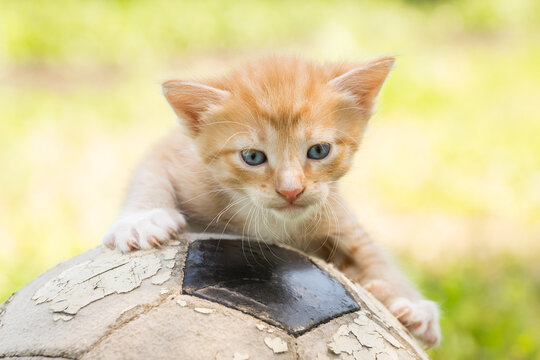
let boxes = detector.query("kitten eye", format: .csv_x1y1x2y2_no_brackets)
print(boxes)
307,143,331,160
241,149,267,166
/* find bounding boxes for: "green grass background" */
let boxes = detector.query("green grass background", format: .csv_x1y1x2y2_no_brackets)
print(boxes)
1,0,539,358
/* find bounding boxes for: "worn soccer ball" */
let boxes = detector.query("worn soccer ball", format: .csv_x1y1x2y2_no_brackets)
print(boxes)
0,233,429,360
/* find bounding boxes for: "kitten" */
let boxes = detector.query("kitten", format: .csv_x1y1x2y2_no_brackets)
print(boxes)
102,56,441,347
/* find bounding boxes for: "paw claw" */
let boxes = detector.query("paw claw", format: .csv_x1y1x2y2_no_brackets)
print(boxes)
104,235,115,250
167,228,177,239
127,239,140,250
148,235,162,248
394,307,411,320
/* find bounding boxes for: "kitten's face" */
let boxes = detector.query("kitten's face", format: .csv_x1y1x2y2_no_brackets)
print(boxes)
197,96,362,220
163,56,393,220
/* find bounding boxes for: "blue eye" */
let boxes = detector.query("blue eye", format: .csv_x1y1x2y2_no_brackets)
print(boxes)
241,149,267,166
307,143,331,160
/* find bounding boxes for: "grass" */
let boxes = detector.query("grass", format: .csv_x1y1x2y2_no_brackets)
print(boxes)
410,257,540,359
1,0,539,358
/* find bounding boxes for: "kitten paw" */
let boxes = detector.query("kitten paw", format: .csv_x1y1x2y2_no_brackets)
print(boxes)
102,208,186,252
389,297,441,348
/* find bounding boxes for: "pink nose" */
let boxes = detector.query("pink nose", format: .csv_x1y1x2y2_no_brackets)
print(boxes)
277,187,304,203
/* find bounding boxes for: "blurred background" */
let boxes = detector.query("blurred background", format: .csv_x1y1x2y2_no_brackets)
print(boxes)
1,0,539,358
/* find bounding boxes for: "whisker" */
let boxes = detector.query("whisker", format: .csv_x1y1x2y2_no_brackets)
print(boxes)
332,128,361,146
215,195,249,223
255,205,287,263
180,185,251,205
327,193,356,220
320,106,365,121
211,195,250,254
303,203,324,251
205,131,250,166
201,194,247,234
241,204,256,265
199,120,257,133
310,202,332,255
326,201,341,261
181,188,228,204
219,198,251,236
254,206,273,266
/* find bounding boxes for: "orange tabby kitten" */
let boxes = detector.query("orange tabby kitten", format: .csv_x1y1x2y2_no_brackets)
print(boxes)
102,56,440,347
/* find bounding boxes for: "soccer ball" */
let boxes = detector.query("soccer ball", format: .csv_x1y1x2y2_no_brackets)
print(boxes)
0,233,429,360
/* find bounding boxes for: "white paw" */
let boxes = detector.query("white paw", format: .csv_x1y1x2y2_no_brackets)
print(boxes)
102,208,186,252
389,297,441,348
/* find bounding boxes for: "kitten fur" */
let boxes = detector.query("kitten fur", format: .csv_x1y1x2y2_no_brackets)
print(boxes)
102,55,441,347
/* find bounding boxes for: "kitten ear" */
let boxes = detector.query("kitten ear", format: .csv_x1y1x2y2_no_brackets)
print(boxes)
329,56,395,115
162,80,229,135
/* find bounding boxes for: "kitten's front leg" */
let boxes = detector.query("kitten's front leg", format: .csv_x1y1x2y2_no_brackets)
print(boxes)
325,202,441,347
102,154,186,252
336,232,441,347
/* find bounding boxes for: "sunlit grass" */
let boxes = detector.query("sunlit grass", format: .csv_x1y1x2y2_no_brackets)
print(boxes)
410,257,540,359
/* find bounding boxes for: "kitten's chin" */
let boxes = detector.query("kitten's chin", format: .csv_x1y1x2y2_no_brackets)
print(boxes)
270,204,313,220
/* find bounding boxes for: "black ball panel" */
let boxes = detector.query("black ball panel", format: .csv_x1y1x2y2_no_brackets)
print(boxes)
183,239,360,336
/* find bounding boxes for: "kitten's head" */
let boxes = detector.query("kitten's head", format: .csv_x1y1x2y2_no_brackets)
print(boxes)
163,56,393,220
